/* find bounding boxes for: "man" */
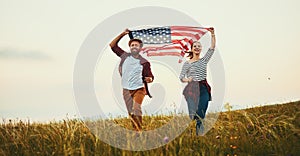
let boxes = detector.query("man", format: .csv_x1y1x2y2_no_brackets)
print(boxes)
110,29,154,131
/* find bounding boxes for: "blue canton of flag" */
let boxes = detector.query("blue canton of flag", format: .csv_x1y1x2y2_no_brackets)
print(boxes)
129,27,172,44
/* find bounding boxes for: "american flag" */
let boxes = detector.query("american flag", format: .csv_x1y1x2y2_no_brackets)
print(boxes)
129,26,209,62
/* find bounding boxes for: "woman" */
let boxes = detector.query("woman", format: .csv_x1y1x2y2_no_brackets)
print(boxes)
179,27,216,135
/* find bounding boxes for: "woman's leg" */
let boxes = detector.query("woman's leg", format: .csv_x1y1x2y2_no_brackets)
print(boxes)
195,84,210,135
185,97,198,120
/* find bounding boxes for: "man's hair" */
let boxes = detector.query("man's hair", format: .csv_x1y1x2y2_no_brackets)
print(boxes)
128,38,143,47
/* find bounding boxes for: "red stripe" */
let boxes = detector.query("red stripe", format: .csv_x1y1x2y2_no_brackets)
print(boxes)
172,39,190,51
171,26,207,30
143,46,182,50
171,26,208,34
194,33,201,40
172,29,207,35
172,38,192,44
147,52,183,57
171,32,199,38
142,48,182,53
142,46,183,51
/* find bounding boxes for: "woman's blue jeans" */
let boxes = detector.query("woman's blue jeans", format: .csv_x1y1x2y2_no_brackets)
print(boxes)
185,83,210,127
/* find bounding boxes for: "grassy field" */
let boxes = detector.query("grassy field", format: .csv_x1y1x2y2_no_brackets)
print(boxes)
0,101,299,156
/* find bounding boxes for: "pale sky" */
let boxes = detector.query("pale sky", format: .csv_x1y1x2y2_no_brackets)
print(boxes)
1,0,300,122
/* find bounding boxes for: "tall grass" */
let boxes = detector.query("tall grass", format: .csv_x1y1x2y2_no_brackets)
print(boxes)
0,101,299,155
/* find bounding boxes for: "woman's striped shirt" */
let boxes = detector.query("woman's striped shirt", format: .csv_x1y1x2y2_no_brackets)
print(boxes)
179,49,214,81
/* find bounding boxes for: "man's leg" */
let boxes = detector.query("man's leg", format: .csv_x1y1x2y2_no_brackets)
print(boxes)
123,89,136,129
132,88,145,131
123,89,133,115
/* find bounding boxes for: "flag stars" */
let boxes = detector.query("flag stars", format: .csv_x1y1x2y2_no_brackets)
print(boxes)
131,27,172,44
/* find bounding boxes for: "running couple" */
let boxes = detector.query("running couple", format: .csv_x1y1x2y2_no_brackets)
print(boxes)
110,27,216,135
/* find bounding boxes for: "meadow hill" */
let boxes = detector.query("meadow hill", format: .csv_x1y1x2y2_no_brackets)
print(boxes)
1,101,299,155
